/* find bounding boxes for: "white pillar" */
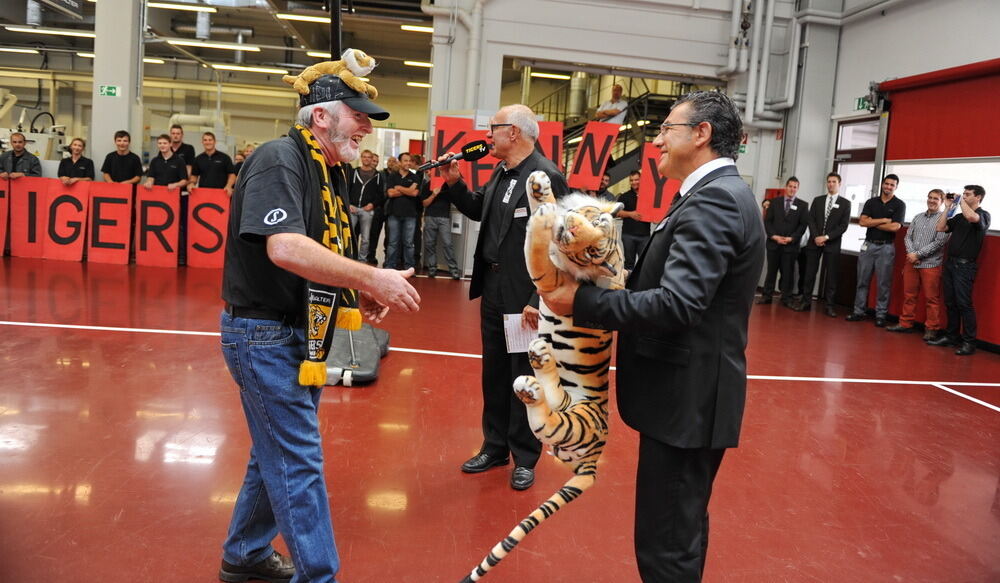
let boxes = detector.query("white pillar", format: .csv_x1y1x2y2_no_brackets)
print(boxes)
90,0,144,171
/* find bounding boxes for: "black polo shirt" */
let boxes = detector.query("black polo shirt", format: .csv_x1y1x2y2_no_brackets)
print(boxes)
172,143,197,168
421,181,453,218
385,169,421,218
57,156,95,179
146,153,188,186
861,195,906,243
946,207,991,261
618,188,649,236
101,151,143,182
192,151,235,188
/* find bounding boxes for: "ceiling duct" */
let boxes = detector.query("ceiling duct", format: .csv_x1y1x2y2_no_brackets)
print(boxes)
175,25,254,37
195,10,211,40
26,1,42,26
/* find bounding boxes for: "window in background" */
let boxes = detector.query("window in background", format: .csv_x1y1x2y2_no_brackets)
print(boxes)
885,158,999,231
834,118,879,218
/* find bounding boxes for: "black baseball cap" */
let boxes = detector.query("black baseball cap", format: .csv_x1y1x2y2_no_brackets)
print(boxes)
301,74,389,121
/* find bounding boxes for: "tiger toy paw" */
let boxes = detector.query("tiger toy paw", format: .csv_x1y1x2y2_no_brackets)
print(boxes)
513,375,542,405
526,338,554,372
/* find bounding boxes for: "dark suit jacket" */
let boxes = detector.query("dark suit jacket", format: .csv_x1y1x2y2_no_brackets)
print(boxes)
806,194,851,249
574,165,765,448
450,150,568,313
764,196,808,252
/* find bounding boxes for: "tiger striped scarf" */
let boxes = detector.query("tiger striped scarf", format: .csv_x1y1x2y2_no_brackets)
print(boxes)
290,123,362,387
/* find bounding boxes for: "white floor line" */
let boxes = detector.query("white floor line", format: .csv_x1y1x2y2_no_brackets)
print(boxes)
931,383,1000,413
2,320,998,394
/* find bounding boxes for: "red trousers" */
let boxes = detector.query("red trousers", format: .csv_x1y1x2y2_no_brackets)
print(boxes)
899,262,944,330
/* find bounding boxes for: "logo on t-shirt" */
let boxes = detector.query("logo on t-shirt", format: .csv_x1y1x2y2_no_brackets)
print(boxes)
264,208,288,225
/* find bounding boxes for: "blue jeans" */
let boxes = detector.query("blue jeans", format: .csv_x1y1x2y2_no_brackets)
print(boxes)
385,215,416,269
852,241,895,318
422,215,457,272
219,312,340,583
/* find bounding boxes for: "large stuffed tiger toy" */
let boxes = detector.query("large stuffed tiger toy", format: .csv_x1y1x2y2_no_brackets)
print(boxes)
460,170,625,582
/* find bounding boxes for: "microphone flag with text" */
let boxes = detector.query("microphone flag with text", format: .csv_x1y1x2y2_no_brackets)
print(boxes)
417,140,493,171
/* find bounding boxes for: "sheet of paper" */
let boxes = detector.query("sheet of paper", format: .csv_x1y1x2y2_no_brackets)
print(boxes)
503,313,537,353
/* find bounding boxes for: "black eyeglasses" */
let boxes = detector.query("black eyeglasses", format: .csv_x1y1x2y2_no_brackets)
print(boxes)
489,123,514,132
658,122,700,134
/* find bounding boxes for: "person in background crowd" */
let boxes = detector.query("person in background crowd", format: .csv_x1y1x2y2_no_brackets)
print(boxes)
384,152,421,270
169,124,196,176
0,132,42,179
617,169,648,271
420,172,461,279
234,152,246,165
757,176,808,308
846,174,905,327
348,149,384,263
101,130,143,184
144,134,188,191
58,138,95,185
191,132,237,196
595,83,629,125
366,155,397,266
886,189,948,339
797,172,851,316
593,170,615,201
447,103,569,492
929,185,991,355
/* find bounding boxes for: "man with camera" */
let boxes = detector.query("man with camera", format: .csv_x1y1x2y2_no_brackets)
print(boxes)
928,185,991,355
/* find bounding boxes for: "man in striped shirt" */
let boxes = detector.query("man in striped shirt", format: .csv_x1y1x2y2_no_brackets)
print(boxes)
887,189,949,339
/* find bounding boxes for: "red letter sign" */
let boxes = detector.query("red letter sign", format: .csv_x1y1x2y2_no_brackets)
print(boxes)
636,143,681,224
135,186,180,267
430,116,474,189
568,122,620,191
187,188,230,268
43,181,90,261
9,177,51,258
87,182,134,265
536,121,564,171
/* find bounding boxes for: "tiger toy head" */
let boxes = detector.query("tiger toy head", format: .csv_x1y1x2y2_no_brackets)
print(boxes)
547,192,625,287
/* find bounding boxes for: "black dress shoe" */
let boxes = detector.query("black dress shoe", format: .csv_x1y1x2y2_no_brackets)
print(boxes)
874,318,887,327
510,466,535,490
461,452,509,473
824,306,837,318
427,269,437,278
845,313,865,322
793,300,811,312
955,341,976,356
220,551,295,583
886,324,916,333
754,296,772,305
927,335,958,347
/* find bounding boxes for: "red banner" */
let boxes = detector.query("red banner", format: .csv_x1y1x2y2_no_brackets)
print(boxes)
568,121,620,191
87,182,134,265
9,177,51,258
429,116,474,189
636,143,681,224
187,188,230,268
134,186,181,267
0,179,8,256
42,181,90,261
537,121,564,171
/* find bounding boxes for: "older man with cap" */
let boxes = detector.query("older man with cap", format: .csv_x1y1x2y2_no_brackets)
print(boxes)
218,51,420,583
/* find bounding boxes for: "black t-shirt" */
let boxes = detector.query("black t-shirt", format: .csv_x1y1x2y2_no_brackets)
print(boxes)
946,207,991,261
861,195,906,242
421,180,453,218
618,188,649,236
146,153,188,186
348,167,383,207
222,136,350,316
172,143,197,168
101,151,143,182
192,151,235,188
57,156,95,179
385,170,421,218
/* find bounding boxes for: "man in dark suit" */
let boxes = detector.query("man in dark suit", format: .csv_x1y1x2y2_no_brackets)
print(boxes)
445,104,569,491
541,91,764,582
797,172,851,316
757,176,808,308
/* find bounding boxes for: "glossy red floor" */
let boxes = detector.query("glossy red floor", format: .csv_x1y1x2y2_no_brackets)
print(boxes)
0,257,997,582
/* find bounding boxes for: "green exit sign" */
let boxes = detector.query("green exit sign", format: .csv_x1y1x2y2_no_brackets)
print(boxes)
854,96,871,111
99,85,121,97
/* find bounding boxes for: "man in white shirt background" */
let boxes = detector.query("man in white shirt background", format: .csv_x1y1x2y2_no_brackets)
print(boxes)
595,83,629,125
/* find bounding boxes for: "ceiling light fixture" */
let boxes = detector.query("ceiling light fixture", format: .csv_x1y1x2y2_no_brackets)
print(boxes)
212,63,288,75
0,47,40,54
276,13,331,23
167,39,260,52
5,26,96,38
400,25,434,33
530,72,571,80
148,2,217,13
407,82,432,88
144,58,165,64
306,51,332,59
404,61,433,68
76,52,95,58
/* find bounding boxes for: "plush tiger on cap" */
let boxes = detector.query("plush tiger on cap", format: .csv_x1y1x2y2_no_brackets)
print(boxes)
459,171,624,582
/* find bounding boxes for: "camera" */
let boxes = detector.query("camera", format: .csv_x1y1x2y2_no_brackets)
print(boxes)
945,192,956,200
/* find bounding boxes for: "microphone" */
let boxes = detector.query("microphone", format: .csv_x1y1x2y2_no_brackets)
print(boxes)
417,140,492,171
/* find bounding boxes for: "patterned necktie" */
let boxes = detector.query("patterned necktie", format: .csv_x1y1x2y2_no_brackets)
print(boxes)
784,197,791,213
825,195,834,221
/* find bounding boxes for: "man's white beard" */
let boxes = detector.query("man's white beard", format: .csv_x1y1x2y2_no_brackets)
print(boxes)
328,127,359,162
